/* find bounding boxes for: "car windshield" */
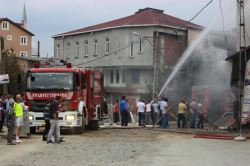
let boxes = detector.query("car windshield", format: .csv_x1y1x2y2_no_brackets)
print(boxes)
27,72,73,90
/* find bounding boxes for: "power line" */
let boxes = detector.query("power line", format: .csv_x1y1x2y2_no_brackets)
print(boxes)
219,0,229,50
186,0,213,24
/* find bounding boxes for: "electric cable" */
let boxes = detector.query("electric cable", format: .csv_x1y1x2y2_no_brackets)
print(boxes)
219,0,229,50
186,0,213,25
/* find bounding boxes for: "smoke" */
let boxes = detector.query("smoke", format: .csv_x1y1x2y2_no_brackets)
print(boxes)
160,30,236,121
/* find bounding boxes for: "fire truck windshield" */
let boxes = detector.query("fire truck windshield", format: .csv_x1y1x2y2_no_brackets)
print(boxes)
27,72,73,90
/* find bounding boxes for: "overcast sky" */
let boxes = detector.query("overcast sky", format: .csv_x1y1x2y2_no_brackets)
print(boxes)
0,0,236,57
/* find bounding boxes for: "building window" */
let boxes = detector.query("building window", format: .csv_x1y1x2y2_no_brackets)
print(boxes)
20,51,27,57
20,36,28,45
139,38,142,53
56,45,60,59
7,35,12,41
131,70,139,83
66,43,70,59
75,42,79,58
122,69,125,83
84,40,88,57
2,21,9,30
93,39,98,56
110,70,114,83
116,70,119,83
105,38,110,54
130,42,134,58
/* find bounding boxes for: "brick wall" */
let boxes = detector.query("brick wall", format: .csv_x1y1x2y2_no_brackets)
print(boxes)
162,34,187,66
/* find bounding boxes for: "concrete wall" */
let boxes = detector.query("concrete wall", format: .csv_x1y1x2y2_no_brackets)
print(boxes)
0,20,32,57
54,25,200,99
54,27,157,68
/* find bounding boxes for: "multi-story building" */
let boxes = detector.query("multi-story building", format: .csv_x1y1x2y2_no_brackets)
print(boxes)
0,5,34,58
53,8,202,106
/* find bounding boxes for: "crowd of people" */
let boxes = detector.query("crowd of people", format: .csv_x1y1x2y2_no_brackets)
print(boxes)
0,94,26,145
111,96,204,129
0,94,64,145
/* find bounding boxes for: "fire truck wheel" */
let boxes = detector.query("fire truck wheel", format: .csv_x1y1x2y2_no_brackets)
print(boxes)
30,127,36,134
89,120,99,130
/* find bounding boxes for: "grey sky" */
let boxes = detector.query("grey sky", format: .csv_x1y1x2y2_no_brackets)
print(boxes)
0,0,236,57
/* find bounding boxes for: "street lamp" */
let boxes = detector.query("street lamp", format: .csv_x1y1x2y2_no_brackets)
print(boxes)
133,32,157,100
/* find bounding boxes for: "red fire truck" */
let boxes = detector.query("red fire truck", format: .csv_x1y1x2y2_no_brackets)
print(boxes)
24,63,104,133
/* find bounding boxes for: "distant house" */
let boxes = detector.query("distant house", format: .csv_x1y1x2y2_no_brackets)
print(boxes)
53,8,203,104
0,5,34,58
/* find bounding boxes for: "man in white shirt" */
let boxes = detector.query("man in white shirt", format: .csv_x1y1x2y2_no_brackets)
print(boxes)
145,101,152,125
136,98,146,127
189,98,197,128
160,97,168,128
197,100,204,129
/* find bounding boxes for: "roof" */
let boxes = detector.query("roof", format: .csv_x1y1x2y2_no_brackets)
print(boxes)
225,46,250,61
53,7,203,38
0,18,34,36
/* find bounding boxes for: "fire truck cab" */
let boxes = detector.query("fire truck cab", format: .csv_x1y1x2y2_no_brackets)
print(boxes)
25,64,104,133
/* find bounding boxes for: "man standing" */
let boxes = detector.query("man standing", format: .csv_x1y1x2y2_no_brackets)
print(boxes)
5,99,16,145
136,98,146,127
43,100,51,141
178,99,187,128
151,99,159,125
197,100,204,129
145,101,152,125
14,94,24,143
113,100,119,124
189,98,197,128
47,96,61,144
120,96,129,126
161,98,168,128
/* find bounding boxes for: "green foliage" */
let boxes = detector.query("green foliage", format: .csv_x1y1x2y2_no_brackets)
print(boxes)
1,49,23,95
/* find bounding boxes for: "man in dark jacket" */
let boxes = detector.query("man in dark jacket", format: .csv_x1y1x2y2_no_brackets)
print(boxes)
5,99,16,145
47,96,61,144
42,100,51,141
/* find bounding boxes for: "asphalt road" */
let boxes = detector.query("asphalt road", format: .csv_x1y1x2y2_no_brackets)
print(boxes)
0,128,250,166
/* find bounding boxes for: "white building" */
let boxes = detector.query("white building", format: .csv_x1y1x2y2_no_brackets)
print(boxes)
53,8,202,109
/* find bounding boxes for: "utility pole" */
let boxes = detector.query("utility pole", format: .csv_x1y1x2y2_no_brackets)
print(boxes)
234,0,247,141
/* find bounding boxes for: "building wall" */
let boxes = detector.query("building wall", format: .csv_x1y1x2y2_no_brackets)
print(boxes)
54,27,157,68
0,20,32,57
54,25,200,100
187,29,201,45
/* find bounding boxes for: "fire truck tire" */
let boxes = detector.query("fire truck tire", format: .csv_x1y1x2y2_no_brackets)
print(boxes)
89,120,99,130
30,127,36,134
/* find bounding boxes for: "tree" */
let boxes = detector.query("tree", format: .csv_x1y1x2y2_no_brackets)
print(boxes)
1,49,23,95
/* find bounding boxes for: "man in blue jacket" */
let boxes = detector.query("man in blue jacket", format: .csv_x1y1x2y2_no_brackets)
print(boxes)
120,96,129,126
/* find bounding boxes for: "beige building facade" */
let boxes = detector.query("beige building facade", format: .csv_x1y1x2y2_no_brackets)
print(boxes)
0,18,34,58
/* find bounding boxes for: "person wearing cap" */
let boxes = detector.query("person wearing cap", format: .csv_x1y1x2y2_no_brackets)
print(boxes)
5,99,16,145
14,94,24,143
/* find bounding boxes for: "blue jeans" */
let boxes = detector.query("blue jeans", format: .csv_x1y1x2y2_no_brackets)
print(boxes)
138,112,145,126
190,113,196,128
178,113,185,128
161,113,168,128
